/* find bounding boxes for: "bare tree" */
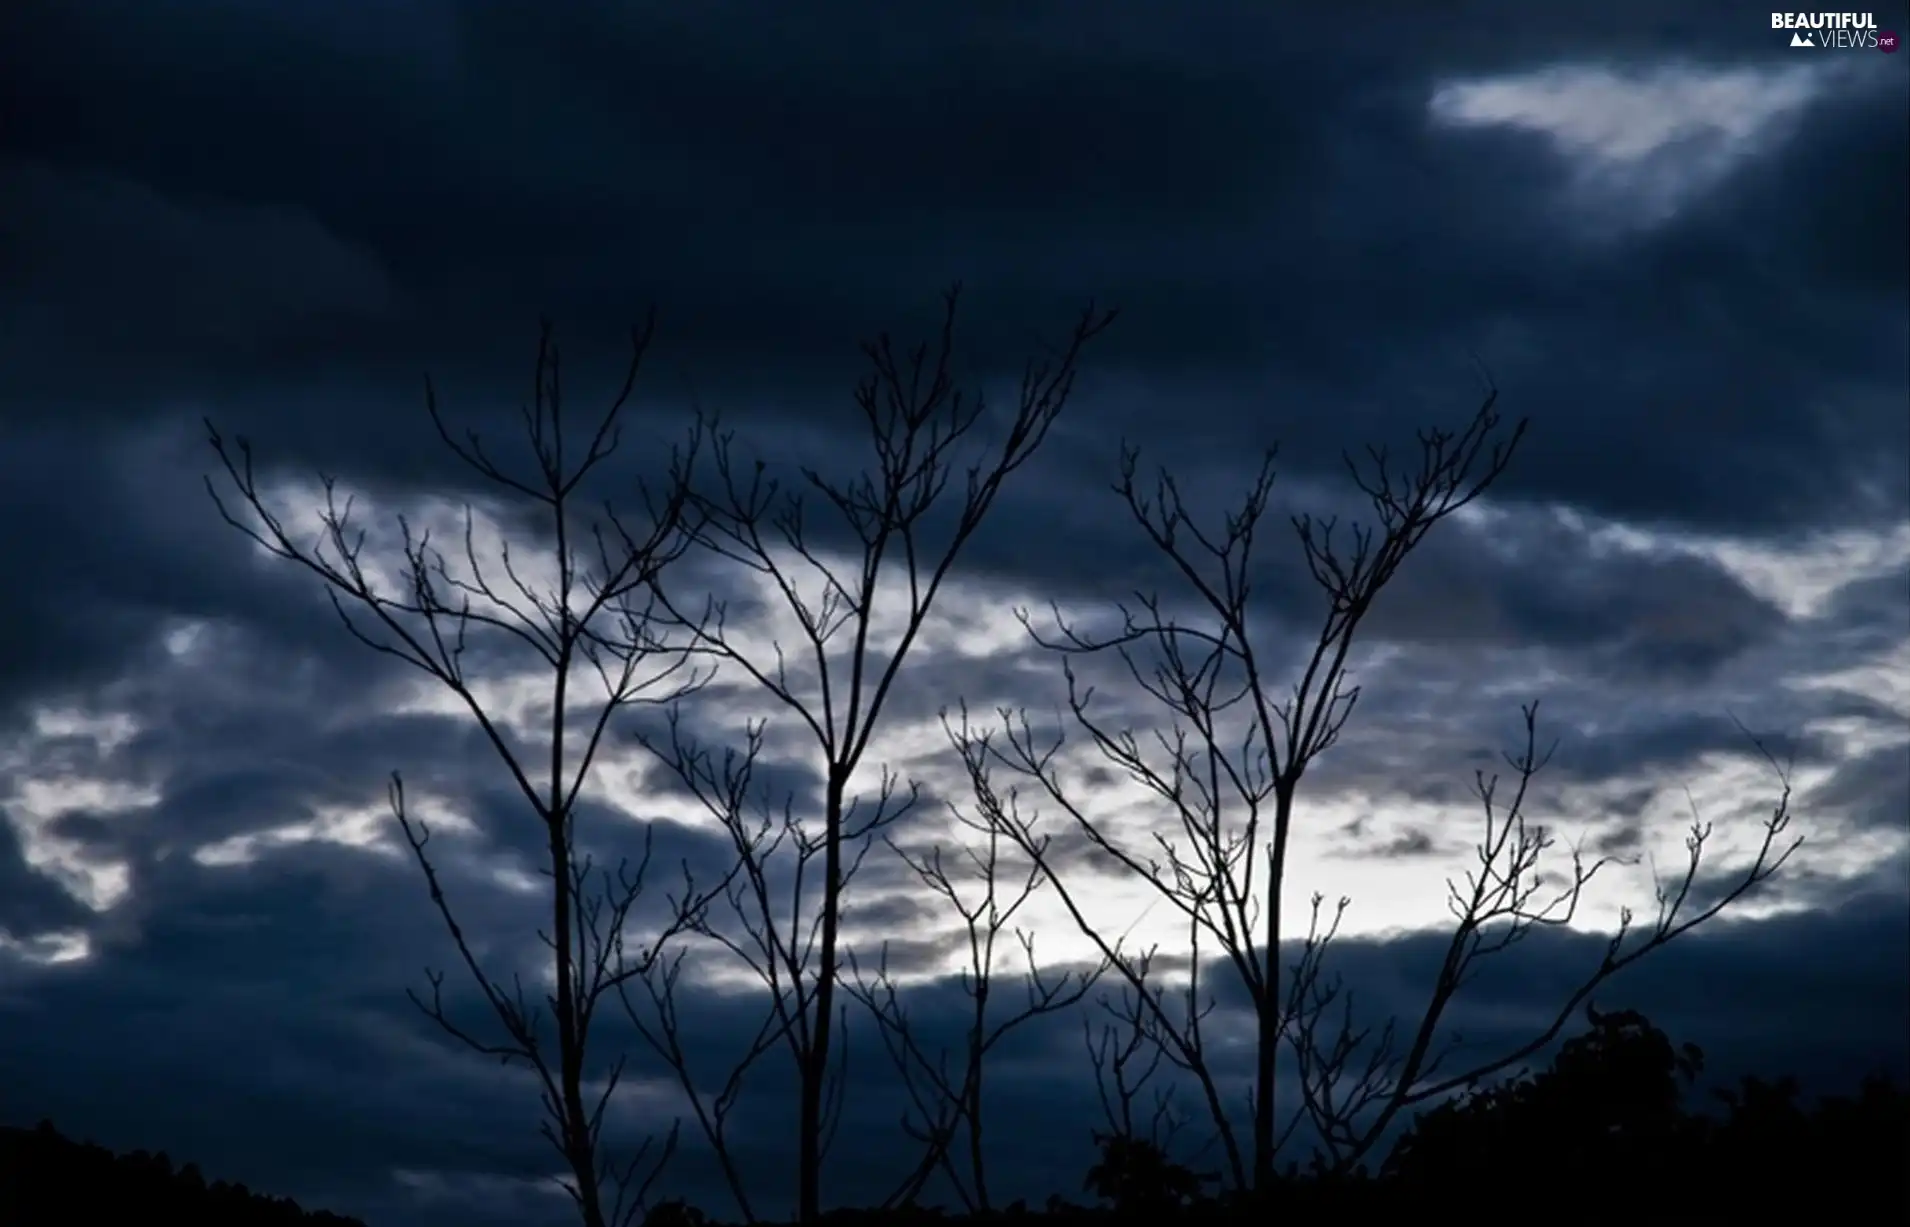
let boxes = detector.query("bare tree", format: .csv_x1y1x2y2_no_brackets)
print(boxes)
631,287,1114,1222
953,699,1295,1190
1076,968,1216,1213
843,801,1109,1211
205,320,713,1227
619,717,845,1226
952,389,1801,1194
1082,953,1190,1156
1280,705,1796,1170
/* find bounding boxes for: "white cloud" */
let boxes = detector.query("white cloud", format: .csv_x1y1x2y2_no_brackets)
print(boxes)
4,773,156,914
192,798,404,868
3,477,1894,985
1429,60,1834,233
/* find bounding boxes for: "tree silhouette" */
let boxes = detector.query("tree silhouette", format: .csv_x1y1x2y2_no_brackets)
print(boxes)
951,391,1800,1194
1699,1070,1910,1216
206,320,713,1227
0,1120,368,1225
1383,1002,1703,1189
626,286,1112,1223
1083,1130,1208,1215
845,808,1109,1212
1383,1007,1910,1219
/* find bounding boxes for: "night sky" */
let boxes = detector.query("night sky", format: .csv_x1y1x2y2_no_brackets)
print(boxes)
3,3,1907,1224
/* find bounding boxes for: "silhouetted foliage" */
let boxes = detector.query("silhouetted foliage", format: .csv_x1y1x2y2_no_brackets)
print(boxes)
1384,1002,1703,1187
17,1006,1902,1226
1384,1004,1910,1217
0,1120,366,1225
1692,1070,1910,1217
1081,1131,1210,1214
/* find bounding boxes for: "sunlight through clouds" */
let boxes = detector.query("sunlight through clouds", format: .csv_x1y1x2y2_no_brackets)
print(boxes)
162,474,1894,966
6,467,1892,987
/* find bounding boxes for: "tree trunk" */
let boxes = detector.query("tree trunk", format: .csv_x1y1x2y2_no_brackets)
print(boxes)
798,772,848,1222
1253,787,1295,1194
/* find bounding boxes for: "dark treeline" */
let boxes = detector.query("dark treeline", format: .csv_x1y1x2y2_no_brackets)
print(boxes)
0,1119,367,1225
8,1008,1907,1224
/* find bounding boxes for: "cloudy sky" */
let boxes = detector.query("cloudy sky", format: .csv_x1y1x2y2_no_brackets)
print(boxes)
3,2,1907,1223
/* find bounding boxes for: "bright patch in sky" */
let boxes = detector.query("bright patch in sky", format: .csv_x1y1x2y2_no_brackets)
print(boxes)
4,475,1900,982
191,800,402,868
1428,61,1832,231
1537,506,1910,622
5,775,154,912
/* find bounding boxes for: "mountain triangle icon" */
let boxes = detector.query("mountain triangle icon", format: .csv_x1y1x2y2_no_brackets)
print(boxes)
1789,30,1814,46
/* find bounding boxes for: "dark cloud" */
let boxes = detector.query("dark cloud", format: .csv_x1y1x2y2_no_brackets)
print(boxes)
4,158,397,356
1,0,1905,1222
1333,820,1443,860
0,813,92,939
3,829,1900,1224
1367,509,1791,667
1817,566,1910,652
1310,888,1910,1096
4,2,1902,532
1808,744,1910,833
